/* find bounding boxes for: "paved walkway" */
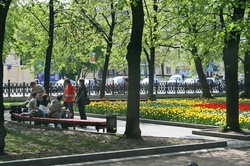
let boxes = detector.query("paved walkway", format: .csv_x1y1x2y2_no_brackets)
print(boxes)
4,111,250,166
66,115,250,166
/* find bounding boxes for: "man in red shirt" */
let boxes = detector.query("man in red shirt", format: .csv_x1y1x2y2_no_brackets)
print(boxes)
63,78,76,118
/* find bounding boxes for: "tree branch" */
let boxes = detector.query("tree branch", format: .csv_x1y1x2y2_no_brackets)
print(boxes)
74,0,108,43
238,56,244,64
101,13,111,28
159,44,180,49
143,48,150,63
30,11,49,33
54,21,71,28
219,8,225,29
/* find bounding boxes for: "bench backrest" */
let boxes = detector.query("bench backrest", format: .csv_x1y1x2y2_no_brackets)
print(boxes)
11,113,106,126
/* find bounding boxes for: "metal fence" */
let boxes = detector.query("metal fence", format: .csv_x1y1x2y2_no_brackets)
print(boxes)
2,80,244,97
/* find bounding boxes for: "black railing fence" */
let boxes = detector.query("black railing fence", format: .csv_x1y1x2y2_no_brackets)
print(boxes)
3,79,240,97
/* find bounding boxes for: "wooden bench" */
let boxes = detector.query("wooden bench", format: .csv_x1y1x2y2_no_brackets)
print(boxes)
11,113,107,132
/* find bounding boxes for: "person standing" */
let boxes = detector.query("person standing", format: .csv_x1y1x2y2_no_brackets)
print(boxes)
93,77,99,94
63,78,76,118
28,81,45,107
76,78,88,120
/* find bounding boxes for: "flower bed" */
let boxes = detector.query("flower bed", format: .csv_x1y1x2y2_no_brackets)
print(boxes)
86,98,250,129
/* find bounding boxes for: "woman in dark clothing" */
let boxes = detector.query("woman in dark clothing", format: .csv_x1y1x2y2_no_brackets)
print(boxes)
76,78,88,120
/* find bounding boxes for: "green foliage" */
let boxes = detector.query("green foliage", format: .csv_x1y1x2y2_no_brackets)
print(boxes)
116,133,124,138
215,121,230,132
4,0,250,78
239,91,246,99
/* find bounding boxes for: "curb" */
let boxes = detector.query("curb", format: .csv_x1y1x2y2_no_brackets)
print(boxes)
192,129,250,141
0,141,227,166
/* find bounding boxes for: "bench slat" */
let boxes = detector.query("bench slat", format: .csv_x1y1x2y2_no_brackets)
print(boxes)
11,113,107,132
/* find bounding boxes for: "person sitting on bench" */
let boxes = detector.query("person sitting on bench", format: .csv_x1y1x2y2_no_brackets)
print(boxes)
28,92,39,112
48,95,64,118
39,94,51,118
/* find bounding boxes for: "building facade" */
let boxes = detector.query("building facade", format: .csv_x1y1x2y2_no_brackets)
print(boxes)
3,54,34,83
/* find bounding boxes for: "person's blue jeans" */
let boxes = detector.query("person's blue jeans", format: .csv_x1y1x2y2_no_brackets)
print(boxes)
63,101,74,118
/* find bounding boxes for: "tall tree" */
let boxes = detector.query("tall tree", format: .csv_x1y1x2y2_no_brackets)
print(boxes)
142,0,160,99
219,0,246,131
243,40,250,98
0,0,12,154
98,2,116,99
169,0,216,98
44,0,55,93
74,0,117,98
124,0,144,139
243,50,250,97
240,9,250,98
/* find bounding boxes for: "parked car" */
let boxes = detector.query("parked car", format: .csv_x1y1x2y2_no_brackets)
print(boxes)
140,77,158,84
105,76,128,93
167,74,184,84
113,76,127,84
106,76,128,86
83,78,101,94
206,77,219,85
56,79,76,85
183,78,198,84
84,79,95,86
50,79,76,92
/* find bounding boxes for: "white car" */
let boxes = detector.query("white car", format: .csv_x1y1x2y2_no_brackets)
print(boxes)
183,78,196,84
167,75,184,84
140,77,158,84
206,77,219,85
106,76,128,86
113,76,127,84
55,79,76,86
84,79,95,86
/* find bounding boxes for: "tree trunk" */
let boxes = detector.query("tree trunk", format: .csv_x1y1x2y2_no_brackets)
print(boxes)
146,0,158,100
243,9,250,98
194,57,211,98
0,0,12,154
148,48,155,98
222,1,245,131
100,50,110,98
124,0,144,139
223,36,240,131
44,0,54,93
244,50,250,98
161,63,164,78
99,3,115,99
191,46,211,98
